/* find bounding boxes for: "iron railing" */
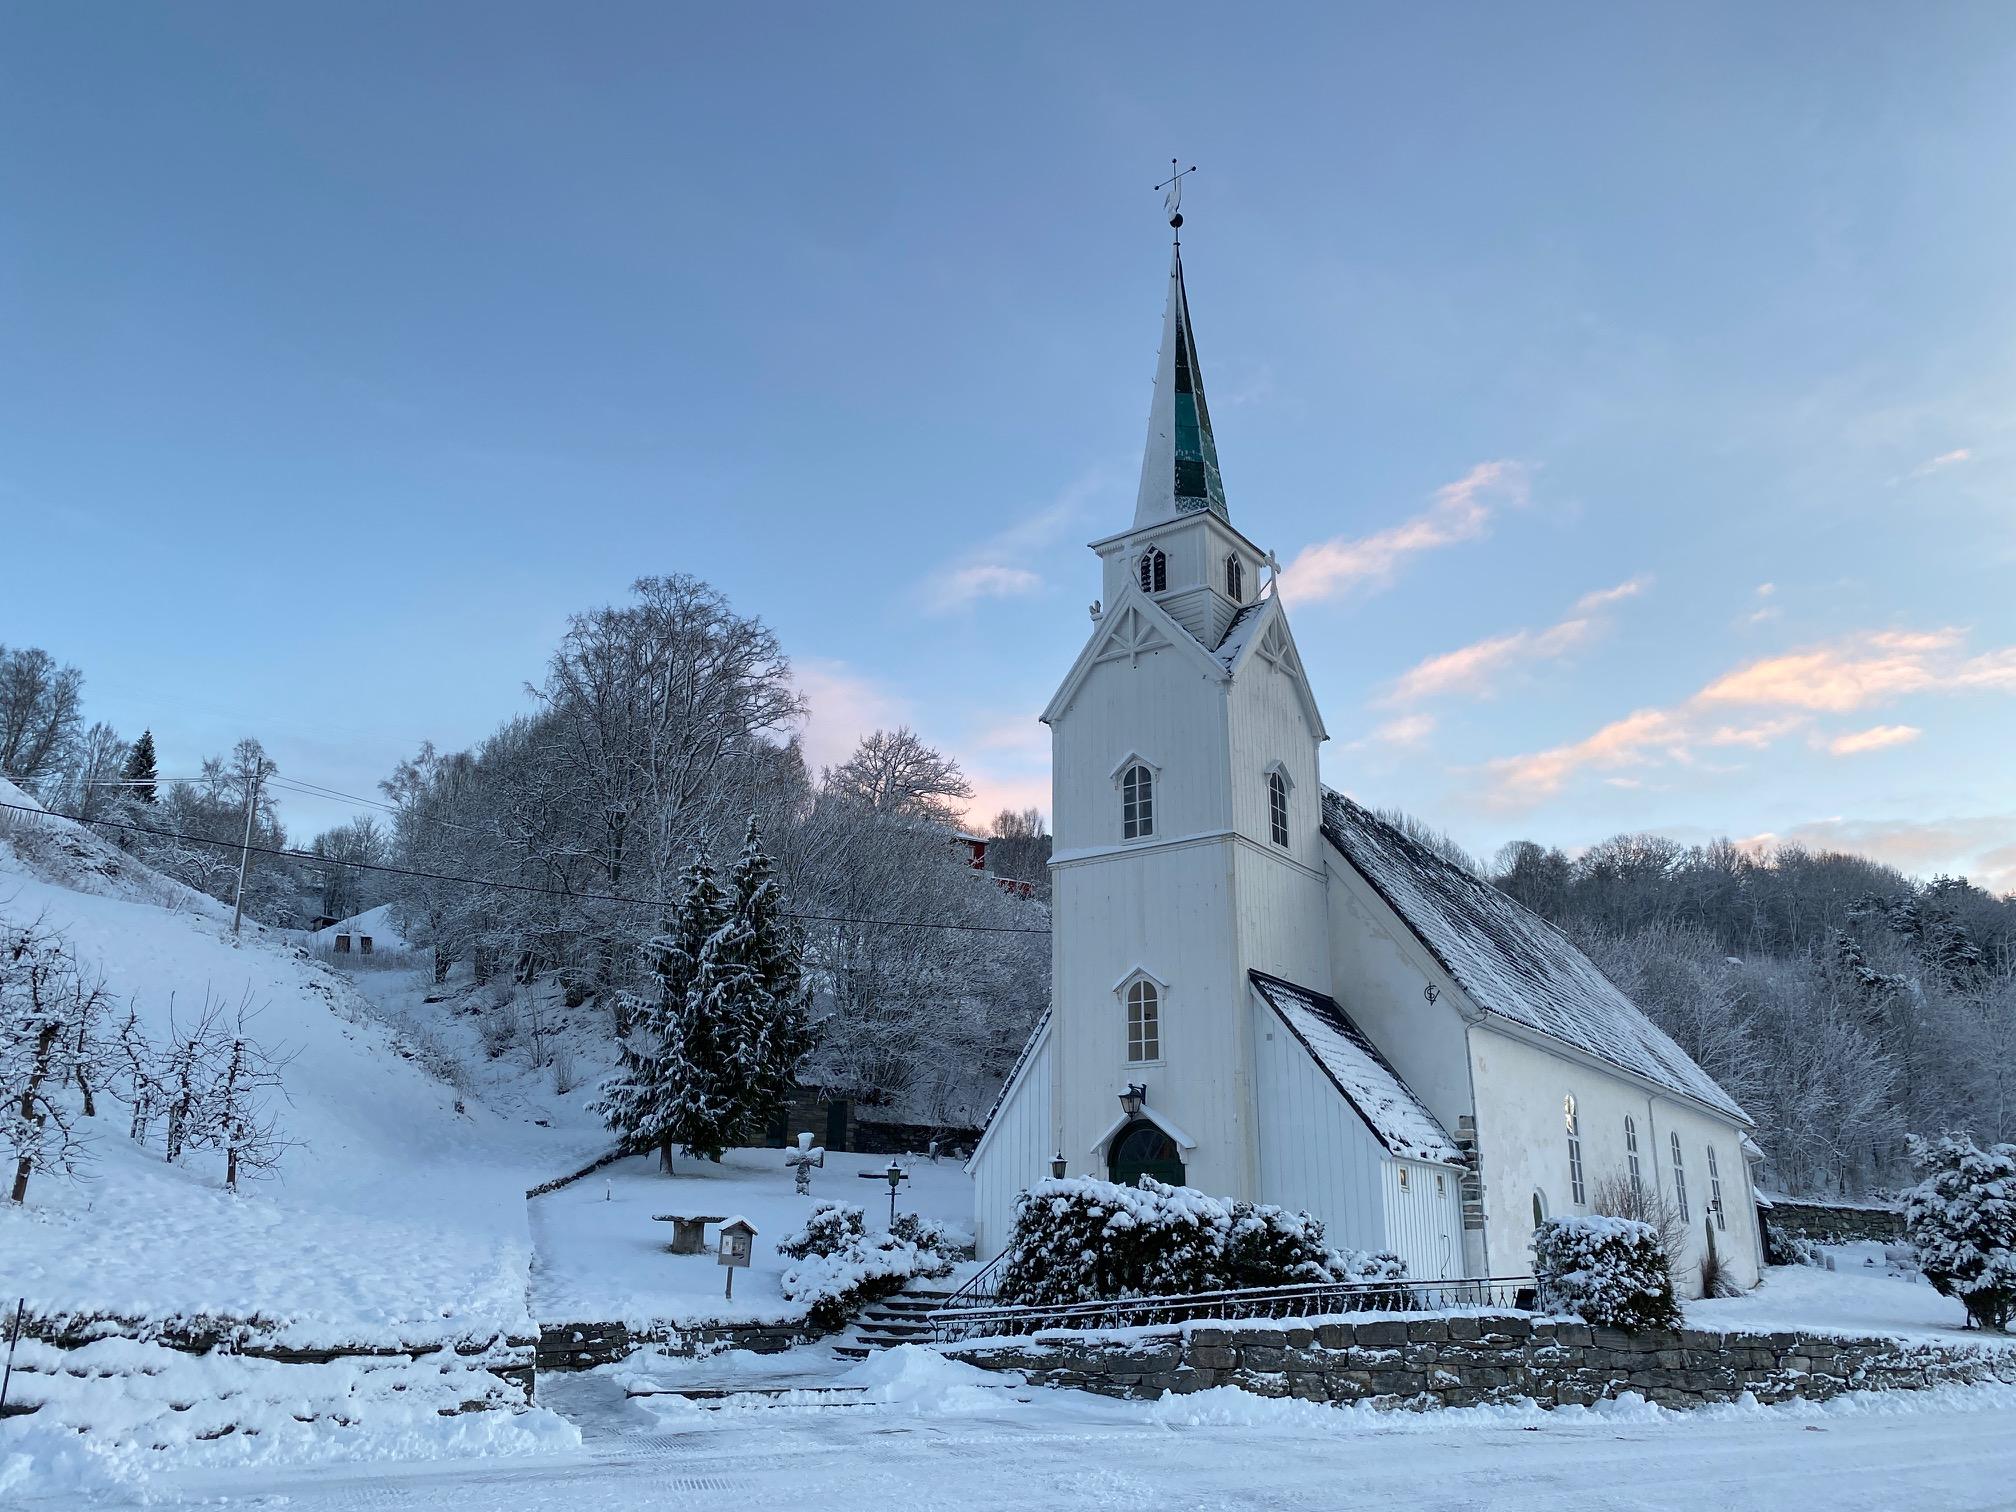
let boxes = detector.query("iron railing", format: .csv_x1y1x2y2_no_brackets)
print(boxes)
925,1274,1536,1344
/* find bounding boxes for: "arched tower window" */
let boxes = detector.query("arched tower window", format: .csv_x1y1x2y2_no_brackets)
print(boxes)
1624,1115,1642,1195
1670,1132,1690,1221
1139,547,1167,594
1565,1094,1585,1205
1121,763,1155,839
1267,770,1289,847
1125,978,1161,1063
1225,554,1244,601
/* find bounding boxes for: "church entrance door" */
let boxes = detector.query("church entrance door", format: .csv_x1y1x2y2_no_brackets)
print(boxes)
1108,1119,1185,1188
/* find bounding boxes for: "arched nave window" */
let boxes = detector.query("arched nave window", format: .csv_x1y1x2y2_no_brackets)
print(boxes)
1121,763,1155,840
1624,1115,1642,1195
1267,770,1290,848
1706,1144,1727,1231
1125,978,1161,1064
1138,547,1167,594
1670,1132,1690,1221
1564,1095,1585,1205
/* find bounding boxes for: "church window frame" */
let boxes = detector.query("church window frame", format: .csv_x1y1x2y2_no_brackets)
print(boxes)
1564,1094,1585,1206
1624,1115,1642,1196
1671,1132,1690,1221
1225,553,1244,602
1139,547,1168,595
1706,1144,1726,1231
1264,760,1294,849
1117,970,1165,1066
1121,762,1155,840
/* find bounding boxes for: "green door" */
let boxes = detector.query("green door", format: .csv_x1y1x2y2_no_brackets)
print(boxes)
1108,1120,1185,1187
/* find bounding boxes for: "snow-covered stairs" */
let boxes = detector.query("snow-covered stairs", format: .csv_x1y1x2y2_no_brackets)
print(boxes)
831,1286,959,1360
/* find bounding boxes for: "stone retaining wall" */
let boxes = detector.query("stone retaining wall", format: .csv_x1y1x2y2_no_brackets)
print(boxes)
946,1312,2016,1411
1764,1198,1905,1245
536,1317,812,1371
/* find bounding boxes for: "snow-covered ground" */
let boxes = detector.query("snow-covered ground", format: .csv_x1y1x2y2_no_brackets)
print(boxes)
0,795,558,1349
530,1148,975,1328
22,1350,2016,1512
1691,1245,2006,1349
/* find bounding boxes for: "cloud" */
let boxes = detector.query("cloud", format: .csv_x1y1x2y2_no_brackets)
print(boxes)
792,659,912,775
1477,625,2016,808
1371,713,1438,746
1743,582,1781,627
1277,461,1529,605
1910,447,1973,478
1827,724,1922,756
1381,575,1644,705
918,470,1111,616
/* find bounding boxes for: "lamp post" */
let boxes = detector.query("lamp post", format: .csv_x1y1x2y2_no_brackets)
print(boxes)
1050,1151,1068,1179
1119,1083,1146,1118
857,1160,909,1226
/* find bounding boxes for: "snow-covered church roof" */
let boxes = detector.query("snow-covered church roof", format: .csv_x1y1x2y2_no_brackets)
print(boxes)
1320,791,1750,1125
1249,971,1466,1166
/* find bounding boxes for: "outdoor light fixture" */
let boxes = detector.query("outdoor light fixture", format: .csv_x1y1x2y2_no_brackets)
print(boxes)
1051,1151,1068,1179
1119,1083,1146,1117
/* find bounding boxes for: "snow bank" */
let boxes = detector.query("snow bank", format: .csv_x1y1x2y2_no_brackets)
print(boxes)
0,1338,577,1493
834,1344,1011,1412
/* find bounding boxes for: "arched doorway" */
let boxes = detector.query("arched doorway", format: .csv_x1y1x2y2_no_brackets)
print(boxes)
1108,1119,1185,1188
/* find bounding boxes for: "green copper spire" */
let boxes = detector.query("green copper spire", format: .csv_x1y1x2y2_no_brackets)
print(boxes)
1134,244,1228,527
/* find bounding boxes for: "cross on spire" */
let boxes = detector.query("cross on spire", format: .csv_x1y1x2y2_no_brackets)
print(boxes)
1154,160,1197,240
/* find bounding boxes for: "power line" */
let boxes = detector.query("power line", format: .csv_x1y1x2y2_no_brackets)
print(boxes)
0,799,1052,936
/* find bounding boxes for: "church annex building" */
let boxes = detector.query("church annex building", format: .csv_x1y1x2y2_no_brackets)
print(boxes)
968,237,1763,1291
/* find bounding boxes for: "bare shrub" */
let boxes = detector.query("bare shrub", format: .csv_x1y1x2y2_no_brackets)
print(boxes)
1591,1169,1688,1273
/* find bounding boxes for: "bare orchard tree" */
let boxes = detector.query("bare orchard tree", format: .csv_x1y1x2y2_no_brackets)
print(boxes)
161,993,231,1163
180,1003,296,1192
2,914,109,1203
820,728,974,825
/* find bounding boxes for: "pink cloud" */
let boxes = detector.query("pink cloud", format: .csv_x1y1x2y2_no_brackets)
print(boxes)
1827,724,1922,756
1277,461,1528,604
1381,576,1643,705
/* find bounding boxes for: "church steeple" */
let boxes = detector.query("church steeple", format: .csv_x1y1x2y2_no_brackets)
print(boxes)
1133,244,1228,528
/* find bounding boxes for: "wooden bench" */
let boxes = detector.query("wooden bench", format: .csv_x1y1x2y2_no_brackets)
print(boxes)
652,1213,727,1255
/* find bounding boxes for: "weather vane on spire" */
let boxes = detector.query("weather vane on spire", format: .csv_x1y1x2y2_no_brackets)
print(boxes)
1154,160,1197,240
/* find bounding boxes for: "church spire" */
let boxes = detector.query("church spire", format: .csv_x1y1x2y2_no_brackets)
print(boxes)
1133,241,1228,527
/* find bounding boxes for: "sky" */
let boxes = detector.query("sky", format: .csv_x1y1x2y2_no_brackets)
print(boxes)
3,3,2013,890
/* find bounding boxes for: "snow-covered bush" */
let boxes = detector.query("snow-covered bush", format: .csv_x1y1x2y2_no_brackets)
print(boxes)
1904,1133,2016,1332
1533,1215,1680,1332
1763,1217,1823,1268
776,1202,959,1328
996,1177,1403,1307
777,1201,866,1260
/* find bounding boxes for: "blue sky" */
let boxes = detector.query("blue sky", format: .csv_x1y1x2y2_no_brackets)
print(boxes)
4,4,2013,887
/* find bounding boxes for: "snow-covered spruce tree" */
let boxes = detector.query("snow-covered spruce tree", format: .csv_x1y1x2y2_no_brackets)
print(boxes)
713,817,814,1139
1,917,101,1203
1532,1215,1681,1332
1904,1133,2016,1332
594,851,727,1170
180,1004,295,1192
119,729,158,805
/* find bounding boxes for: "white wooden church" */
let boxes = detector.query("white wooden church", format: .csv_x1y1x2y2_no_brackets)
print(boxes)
968,232,1764,1291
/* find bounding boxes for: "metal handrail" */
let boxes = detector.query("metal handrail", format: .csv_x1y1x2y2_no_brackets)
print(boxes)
926,1274,1537,1343
937,1246,1011,1309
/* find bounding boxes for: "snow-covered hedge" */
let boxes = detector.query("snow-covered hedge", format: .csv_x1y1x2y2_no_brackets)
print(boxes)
777,1202,958,1330
1532,1215,1679,1332
995,1177,1403,1307
1905,1133,2016,1333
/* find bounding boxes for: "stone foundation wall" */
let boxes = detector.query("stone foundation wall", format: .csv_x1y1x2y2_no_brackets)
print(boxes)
947,1312,2016,1411
536,1317,812,1371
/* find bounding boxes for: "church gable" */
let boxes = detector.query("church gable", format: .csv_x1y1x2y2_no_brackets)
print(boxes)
1215,596,1328,742
1041,587,1222,726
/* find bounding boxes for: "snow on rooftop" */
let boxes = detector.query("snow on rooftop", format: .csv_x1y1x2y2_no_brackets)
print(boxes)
1321,791,1748,1124
1211,600,1267,668
1249,971,1466,1167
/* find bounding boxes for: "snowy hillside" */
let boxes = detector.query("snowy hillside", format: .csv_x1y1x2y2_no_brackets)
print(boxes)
0,786,568,1350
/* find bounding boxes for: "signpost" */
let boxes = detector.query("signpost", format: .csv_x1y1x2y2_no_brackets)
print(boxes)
718,1217,757,1301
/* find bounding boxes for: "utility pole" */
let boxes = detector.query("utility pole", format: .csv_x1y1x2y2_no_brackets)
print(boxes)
231,765,261,935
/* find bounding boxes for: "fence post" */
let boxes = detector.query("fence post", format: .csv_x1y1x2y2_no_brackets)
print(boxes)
0,1298,25,1416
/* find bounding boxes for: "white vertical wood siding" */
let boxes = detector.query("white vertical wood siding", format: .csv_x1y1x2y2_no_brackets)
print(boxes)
969,1030,1052,1259
1381,1161,1466,1281
1250,996,1391,1260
